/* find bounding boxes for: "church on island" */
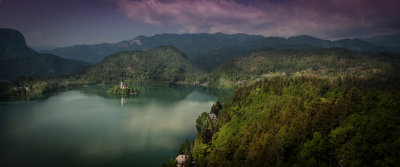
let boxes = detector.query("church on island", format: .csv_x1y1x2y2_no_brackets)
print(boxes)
120,81,127,89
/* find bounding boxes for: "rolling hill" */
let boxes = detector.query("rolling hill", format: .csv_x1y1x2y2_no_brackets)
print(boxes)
79,45,203,83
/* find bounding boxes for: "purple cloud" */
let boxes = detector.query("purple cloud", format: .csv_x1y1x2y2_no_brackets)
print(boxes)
114,0,400,38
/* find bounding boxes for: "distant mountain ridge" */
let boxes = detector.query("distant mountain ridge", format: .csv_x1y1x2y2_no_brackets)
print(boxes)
193,35,390,70
361,33,400,53
43,33,264,63
1,28,394,83
30,45,59,52
43,33,390,67
0,28,89,81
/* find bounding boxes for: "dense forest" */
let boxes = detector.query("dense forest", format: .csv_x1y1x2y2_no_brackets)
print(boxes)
107,85,140,95
79,45,203,83
164,76,400,167
204,48,399,88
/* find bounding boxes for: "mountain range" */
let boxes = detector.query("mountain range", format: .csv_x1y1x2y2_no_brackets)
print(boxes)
1,28,400,87
42,33,398,66
42,33,263,64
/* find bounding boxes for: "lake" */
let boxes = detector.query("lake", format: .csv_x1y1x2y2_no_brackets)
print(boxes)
0,85,228,167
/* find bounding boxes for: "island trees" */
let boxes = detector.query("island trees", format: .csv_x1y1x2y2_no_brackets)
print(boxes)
107,81,140,95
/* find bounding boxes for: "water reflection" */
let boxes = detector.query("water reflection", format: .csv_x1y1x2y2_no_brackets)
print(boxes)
121,97,125,107
0,85,220,167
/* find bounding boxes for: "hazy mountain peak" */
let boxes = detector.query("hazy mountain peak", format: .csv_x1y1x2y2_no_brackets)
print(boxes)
361,33,400,53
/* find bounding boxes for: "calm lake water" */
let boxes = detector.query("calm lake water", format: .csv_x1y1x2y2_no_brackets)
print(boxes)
0,85,228,167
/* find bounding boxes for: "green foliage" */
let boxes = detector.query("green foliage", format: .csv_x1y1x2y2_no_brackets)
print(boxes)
107,85,140,95
210,99,222,115
300,132,330,166
0,46,203,97
207,48,398,88
161,158,177,167
3,46,399,98
194,35,390,71
195,112,209,133
201,129,213,145
180,76,400,167
0,75,92,97
79,46,204,84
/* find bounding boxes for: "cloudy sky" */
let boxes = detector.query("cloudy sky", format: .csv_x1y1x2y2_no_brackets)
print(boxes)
1,0,399,46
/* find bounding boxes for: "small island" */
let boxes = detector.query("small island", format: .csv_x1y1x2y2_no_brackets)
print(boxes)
107,81,140,95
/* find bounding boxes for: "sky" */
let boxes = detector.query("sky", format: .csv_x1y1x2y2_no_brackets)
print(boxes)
1,0,399,47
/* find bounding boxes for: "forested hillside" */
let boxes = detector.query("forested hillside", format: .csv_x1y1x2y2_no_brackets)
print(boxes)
0,45,204,97
79,45,202,83
193,35,390,71
206,48,398,88
171,76,400,167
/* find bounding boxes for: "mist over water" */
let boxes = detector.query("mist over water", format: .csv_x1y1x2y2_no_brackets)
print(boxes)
0,85,218,167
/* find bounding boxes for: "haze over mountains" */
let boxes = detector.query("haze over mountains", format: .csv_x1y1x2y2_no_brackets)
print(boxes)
0,28,88,81
42,32,398,66
362,34,400,53
42,33,263,64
